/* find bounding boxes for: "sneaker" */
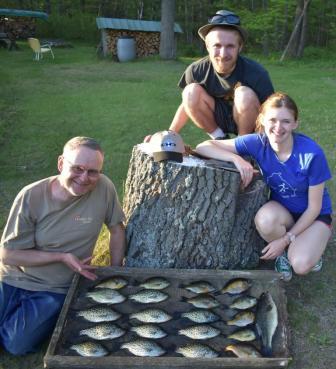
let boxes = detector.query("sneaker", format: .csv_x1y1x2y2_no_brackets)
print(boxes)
275,252,293,281
311,258,323,272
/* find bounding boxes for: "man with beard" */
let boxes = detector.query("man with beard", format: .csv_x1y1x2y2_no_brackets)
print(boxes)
169,9,274,139
0,136,126,355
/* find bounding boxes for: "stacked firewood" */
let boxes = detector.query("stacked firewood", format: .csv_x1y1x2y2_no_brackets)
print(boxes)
107,29,160,57
0,17,35,39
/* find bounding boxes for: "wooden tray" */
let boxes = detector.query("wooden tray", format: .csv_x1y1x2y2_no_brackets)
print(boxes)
44,267,291,369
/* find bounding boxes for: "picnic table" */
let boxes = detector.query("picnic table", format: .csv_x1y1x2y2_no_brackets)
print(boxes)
0,32,18,50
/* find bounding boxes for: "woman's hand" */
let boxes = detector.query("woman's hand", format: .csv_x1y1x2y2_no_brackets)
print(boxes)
260,237,288,260
232,156,254,188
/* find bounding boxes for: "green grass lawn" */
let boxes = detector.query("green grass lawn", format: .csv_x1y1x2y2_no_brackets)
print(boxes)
0,42,335,368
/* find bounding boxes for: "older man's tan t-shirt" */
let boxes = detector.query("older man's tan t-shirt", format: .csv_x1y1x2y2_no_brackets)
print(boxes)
0,174,125,294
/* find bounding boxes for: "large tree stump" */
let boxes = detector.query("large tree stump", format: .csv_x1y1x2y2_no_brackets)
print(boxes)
124,145,269,269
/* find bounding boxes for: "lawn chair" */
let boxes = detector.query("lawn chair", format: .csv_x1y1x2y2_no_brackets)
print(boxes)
27,38,54,61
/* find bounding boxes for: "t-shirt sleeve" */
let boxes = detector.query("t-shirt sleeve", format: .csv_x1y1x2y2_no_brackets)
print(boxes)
178,64,195,89
104,179,125,228
308,149,332,186
0,189,36,250
254,71,274,103
234,134,261,158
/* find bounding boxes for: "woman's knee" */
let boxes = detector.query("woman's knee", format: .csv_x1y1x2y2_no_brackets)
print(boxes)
254,209,279,235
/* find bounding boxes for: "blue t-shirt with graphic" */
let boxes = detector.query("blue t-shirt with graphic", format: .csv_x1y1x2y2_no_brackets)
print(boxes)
235,133,332,214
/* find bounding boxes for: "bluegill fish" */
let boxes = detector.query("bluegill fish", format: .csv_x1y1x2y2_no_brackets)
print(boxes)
130,324,167,339
70,341,108,357
225,343,261,358
227,311,255,327
184,281,216,294
186,294,220,309
85,288,126,304
76,306,121,322
79,323,125,340
95,276,128,290
181,309,220,324
178,324,221,340
140,277,170,290
229,295,257,310
121,339,165,357
129,290,168,304
228,328,256,342
130,308,172,323
176,343,219,358
221,278,251,295
255,291,278,356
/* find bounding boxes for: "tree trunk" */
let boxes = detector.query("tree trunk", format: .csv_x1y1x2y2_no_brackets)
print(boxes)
160,0,176,59
297,0,309,57
124,146,268,270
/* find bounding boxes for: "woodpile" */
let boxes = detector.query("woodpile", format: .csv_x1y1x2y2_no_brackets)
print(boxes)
0,17,36,39
107,29,160,57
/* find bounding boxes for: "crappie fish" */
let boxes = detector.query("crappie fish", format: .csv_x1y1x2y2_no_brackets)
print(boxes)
184,281,216,294
176,343,219,358
95,276,128,290
76,306,121,322
178,324,221,340
228,328,256,342
140,277,170,290
229,295,257,310
130,324,167,339
85,288,126,304
130,308,172,323
227,311,255,327
221,278,251,295
186,294,220,309
70,341,108,357
79,323,125,340
181,309,220,323
129,290,168,304
255,291,278,356
121,339,165,357
225,343,261,358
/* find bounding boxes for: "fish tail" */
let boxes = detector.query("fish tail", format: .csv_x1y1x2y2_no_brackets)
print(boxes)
261,345,273,357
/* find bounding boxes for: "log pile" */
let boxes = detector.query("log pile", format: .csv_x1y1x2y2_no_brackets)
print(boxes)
106,30,160,57
0,17,36,39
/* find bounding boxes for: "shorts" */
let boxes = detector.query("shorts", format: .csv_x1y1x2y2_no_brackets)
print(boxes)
214,97,238,135
290,212,333,228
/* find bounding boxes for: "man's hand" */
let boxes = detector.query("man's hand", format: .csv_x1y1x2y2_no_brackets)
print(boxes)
260,237,287,260
62,254,97,280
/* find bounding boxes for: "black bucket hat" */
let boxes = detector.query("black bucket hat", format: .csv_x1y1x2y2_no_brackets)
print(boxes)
198,10,247,42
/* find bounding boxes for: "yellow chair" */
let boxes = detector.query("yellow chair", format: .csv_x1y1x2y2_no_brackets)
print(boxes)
28,38,54,61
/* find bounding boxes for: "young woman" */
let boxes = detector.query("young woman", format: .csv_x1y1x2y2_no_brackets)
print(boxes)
196,92,333,281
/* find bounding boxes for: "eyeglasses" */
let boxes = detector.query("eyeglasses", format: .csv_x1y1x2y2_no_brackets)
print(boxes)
63,157,102,178
208,13,241,25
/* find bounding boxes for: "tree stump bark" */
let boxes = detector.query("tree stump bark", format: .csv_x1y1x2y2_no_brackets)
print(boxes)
124,145,269,269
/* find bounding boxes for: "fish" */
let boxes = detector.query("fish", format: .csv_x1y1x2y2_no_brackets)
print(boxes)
186,294,220,309
94,276,128,290
228,328,256,342
221,278,251,295
178,325,221,340
229,295,257,310
70,341,108,357
121,339,165,357
184,281,216,294
227,311,255,327
181,309,220,324
255,291,278,356
76,306,121,322
140,277,170,290
85,288,126,304
128,290,168,304
225,343,261,358
130,308,172,323
130,324,167,339
79,323,126,340
176,343,219,358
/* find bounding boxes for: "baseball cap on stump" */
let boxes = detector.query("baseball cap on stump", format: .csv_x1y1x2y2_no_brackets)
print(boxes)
150,130,185,163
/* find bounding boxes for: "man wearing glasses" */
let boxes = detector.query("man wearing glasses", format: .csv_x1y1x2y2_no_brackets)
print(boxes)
170,9,274,139
0,136,126,355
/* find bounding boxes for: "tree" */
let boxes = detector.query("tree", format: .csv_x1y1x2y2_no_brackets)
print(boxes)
159,0,176,59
